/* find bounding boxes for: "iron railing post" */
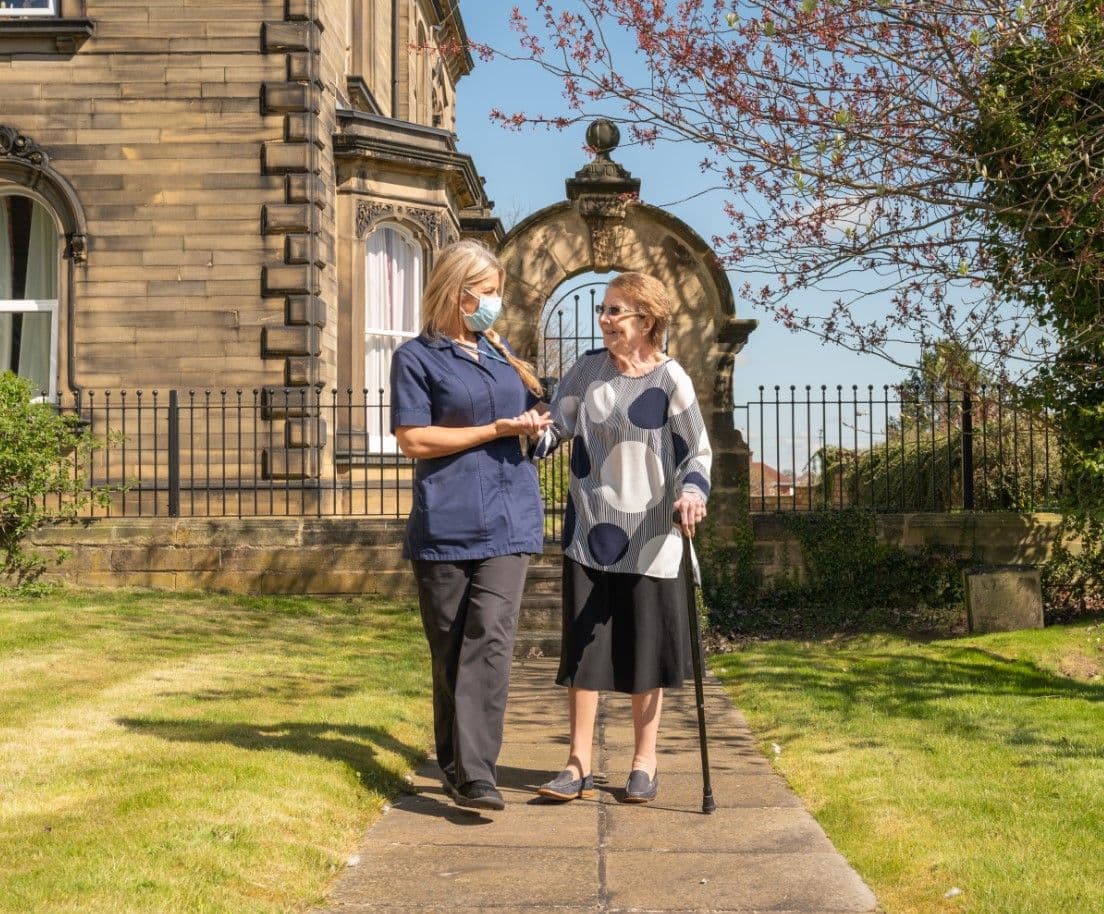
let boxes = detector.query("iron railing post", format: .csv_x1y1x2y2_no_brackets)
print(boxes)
961,389,975,511
168,389,181,517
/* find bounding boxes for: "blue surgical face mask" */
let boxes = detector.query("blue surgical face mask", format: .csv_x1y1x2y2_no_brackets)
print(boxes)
460,291,503,332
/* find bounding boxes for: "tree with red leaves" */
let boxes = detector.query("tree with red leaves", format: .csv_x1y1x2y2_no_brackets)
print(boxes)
479,0,1100,384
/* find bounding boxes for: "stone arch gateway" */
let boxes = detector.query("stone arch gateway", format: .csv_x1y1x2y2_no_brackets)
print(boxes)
496,121,757,525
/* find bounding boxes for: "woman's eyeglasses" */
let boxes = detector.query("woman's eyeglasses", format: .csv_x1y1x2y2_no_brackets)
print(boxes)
594,304,643,318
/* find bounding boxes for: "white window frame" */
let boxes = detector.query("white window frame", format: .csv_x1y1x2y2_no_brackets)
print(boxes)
0,2,58,17
364,223,422,455
0,298,59,400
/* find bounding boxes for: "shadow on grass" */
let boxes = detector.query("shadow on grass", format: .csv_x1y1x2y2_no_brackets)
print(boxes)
713,641,1104,759
118,718,425,794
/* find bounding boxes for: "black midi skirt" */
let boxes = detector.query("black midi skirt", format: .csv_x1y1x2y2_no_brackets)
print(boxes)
555,555,693,694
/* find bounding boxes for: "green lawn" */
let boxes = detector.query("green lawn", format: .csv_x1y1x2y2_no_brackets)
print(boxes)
711,620,1104,914
0,588,432,914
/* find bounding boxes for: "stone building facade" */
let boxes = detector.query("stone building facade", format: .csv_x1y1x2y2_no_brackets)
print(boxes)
0,0,498,486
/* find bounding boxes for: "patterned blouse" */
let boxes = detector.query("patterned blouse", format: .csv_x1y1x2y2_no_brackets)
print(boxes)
534,349,711,579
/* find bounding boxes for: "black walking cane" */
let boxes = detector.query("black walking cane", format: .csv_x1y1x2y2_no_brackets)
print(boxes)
677,511,716,814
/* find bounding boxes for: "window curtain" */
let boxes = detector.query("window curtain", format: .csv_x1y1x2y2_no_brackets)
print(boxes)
364,227,421,401
24,201,57,299
19,202,57,394
364,228,393,398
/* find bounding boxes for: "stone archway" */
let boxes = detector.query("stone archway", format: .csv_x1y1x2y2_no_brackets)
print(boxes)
497,121,756,524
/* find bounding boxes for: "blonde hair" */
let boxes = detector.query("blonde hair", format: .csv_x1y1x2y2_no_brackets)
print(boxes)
607,272,671,349
421,240,544,398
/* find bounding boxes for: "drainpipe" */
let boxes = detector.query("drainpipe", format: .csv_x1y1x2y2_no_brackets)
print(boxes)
391,0,400,118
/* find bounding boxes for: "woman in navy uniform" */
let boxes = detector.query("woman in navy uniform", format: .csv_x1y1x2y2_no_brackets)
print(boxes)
390,240,551,811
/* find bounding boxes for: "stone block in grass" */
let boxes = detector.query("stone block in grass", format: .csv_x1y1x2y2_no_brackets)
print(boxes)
964,566,1044,633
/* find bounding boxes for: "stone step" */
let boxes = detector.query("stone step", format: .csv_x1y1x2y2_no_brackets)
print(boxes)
520,590,561,609
521,604,560,626
518,607,559,630
512,630,562,659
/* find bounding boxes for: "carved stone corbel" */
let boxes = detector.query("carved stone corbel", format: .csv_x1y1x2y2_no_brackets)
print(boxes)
0,126,48,166
65,233,87,264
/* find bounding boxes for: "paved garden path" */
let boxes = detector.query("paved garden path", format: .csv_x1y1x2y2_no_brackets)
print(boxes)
316,657,880,914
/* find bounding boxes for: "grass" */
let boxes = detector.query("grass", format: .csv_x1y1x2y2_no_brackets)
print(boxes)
710,619,1104,914
0,587,432,914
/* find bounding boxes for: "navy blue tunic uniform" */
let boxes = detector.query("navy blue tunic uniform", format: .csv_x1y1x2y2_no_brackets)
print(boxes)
389,333,545,560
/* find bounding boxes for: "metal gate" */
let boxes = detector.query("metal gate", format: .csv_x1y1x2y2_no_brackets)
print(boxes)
536,281,607,543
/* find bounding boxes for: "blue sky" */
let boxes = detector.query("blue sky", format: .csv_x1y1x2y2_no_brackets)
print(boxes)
452,3,908,461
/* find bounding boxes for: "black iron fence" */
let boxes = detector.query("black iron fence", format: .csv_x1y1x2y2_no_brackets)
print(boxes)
736,385,1062,513
51,388,412,518
40,384,1062,521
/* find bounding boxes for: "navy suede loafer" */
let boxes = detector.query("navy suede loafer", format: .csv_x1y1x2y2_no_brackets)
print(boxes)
456,779,505,811
537,769,595,801
622,768,659,803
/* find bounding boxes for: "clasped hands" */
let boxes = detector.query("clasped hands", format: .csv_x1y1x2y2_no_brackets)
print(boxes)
495,408,553,438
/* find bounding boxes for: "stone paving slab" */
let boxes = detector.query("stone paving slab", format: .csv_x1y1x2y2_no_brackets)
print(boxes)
326,845,599,909
315,657,880,913
602,805,837,853
379,786,599,848
605,851,878,912
604,771,805,809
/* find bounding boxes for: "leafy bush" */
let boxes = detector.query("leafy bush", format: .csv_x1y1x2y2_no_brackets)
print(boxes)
537,444,570,507
695,518,760,631
1042,514,1104,621
0,372,106,584
699,508,970,638
818,414,1058,513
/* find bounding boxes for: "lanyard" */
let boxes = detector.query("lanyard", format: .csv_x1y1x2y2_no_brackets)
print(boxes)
481,344,509,365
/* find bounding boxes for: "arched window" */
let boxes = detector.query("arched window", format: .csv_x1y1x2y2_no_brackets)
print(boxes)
365,224,422,447
0,192,59,398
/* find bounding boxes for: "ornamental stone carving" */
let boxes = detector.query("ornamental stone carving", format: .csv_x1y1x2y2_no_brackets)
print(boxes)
355,199,454,248
355,201,393,237
0,124,88,263
0,126,48,167
564,120,641,272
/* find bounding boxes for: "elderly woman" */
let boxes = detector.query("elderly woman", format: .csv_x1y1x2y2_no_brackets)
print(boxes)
391,240,551,811
534,271,711,804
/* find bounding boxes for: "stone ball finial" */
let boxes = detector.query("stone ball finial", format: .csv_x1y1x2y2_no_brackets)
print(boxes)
586,119,620,157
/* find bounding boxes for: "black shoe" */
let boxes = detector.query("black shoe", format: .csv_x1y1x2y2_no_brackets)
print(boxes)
622,768,659,804
456,779,505,811
441,772,460,802
537,769,595,801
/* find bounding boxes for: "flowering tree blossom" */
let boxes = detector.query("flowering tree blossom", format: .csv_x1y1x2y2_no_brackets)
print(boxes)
476,0,1095,378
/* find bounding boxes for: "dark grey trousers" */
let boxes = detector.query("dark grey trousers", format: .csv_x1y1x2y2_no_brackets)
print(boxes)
412,553,529,786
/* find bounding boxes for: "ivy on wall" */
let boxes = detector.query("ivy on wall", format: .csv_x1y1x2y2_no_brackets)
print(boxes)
701,506,1104,639
699,508,972,637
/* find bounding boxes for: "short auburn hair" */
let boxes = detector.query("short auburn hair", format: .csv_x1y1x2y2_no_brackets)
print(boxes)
606,271,670,349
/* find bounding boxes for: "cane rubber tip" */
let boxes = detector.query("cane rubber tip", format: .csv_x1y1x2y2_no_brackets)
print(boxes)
702,794,716,814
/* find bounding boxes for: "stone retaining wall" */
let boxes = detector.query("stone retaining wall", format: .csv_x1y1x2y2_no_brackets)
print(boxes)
29,517,414,596
752,512,1069,583
28,512,1073,597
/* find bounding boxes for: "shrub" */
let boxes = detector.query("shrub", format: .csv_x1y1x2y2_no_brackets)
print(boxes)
0,372,106,584
699,508,971,638
1041,515,1104,622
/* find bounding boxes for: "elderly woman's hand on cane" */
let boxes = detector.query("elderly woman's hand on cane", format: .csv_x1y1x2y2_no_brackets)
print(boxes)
673,492,707,537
